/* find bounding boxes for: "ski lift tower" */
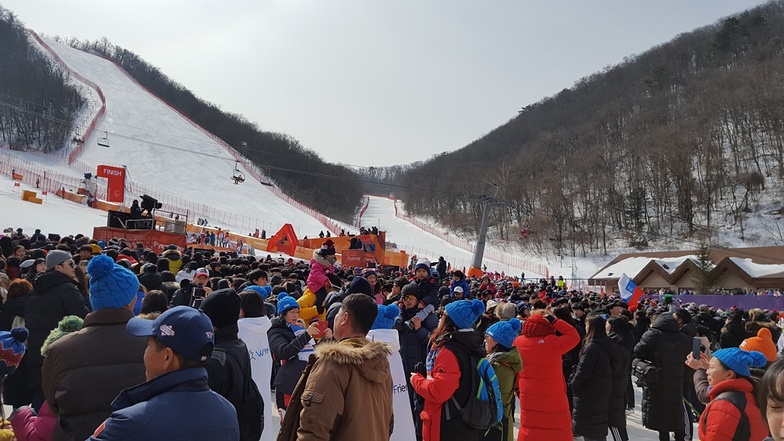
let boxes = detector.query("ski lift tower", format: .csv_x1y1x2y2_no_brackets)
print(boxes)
467,182,500,279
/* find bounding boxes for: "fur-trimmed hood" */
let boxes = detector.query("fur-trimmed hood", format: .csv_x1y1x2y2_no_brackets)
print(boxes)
162,249,182,260
311,251,334,268
314,338,391,384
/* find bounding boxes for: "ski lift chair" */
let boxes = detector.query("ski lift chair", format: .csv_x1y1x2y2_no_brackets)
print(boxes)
97,131,110,148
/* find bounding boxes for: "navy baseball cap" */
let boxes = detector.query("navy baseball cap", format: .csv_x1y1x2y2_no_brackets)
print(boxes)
126,306,215,362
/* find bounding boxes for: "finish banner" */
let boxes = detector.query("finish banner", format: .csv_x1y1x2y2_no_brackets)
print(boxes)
96,165,125,203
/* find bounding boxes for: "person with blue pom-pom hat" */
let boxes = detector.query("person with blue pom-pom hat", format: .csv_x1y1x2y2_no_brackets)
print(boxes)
410,299,486,441
41,254,147,441
696,347,769,441
484,317,523,441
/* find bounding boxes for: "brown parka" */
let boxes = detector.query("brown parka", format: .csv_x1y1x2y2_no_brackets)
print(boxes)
278,337,394,441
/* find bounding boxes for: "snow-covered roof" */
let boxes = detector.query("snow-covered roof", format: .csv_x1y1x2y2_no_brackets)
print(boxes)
592,255,697,280
729,257,784,278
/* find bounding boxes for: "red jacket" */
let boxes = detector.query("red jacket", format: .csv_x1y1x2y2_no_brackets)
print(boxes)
513,318,580,441
411,345,460,441
698,378,769,441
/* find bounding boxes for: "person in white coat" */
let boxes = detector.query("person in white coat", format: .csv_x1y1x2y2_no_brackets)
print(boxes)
237,291,274,441
367,303,417,441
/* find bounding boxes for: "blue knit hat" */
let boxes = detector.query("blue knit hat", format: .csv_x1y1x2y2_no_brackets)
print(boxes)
371,304,399,330
88,254,139,310
243,285,271,299
277,292,299,315
712,347,768,377
0,327,28,377
486,317,522,349
445,299,484,330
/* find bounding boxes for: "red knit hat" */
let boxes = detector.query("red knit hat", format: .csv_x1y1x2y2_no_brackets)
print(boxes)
522,313,554,338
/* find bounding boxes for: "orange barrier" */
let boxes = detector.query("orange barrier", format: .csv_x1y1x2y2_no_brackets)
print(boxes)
55,188,86,203
12,173,23,181
92,227,187,252
266,224,298,256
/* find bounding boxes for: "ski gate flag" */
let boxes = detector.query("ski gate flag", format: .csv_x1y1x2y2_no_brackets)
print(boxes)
618,273,644,306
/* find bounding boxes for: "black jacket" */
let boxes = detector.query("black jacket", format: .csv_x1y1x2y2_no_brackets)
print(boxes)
608,331,632,428
634,314,690,431
1,295,31,406
571,336,618,439
138,269,163,292
719,321,748,349
395,307,438,374
26,271,89,389
206,325,263,441
0,295,26,331
267,316,312,395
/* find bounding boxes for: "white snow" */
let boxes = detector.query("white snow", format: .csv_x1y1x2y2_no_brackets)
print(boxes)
33,36,331,239
729,257,784,278
0,174,106,236
359,195,542,276
591,255,701,280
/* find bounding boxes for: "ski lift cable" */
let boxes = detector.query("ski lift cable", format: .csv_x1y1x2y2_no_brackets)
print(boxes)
0,97,484,184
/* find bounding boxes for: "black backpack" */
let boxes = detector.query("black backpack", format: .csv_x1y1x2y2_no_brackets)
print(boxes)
704,390,750,441
442,342,503,432
214,347,264,440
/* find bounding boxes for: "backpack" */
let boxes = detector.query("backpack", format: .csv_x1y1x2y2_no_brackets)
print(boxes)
443,342,503,431
704,390,750,441
213,347,264,440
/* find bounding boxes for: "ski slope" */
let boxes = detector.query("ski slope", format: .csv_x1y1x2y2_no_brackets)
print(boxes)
37,37,329,238
0,174,106,234
359,195,541,276
6,36,565,277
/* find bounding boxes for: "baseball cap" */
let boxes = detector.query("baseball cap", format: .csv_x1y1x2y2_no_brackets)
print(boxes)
194,268,210,279
453,286,464,294
126,306,214,362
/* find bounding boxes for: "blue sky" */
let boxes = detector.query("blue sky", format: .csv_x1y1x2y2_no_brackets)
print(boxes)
1,0,771,166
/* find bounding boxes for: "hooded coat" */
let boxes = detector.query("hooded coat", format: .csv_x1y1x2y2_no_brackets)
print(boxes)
410,330,485,441
570,335,619,440
513,317,579,441
277,338,393,441
161,249,183,275
633,314,691,431
306,252,334,294
26,271,90,390
488,347,523,441
267,316,313,395
608,330,632,429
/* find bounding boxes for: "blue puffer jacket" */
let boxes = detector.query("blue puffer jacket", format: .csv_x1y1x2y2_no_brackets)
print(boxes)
88,367,239,441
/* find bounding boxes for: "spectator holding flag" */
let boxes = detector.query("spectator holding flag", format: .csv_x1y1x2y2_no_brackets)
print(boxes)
617,273,645,311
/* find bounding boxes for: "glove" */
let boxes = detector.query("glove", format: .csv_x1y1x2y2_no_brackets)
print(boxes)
414,361,427,377
546,315,556,324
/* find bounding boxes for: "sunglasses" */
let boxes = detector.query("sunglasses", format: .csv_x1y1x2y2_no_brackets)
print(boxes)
61,261,75,268
403,295,417,301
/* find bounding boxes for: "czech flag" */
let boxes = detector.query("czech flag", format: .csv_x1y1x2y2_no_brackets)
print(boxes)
618,273,644,307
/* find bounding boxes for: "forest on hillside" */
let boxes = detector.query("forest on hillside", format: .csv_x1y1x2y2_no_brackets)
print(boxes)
369,1,784,256
61,38,364,223
0,8,84,152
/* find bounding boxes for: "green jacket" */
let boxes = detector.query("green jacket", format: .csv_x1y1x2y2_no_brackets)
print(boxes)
489,347,523,441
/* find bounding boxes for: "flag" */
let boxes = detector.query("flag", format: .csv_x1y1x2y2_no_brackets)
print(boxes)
618,273,644,306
